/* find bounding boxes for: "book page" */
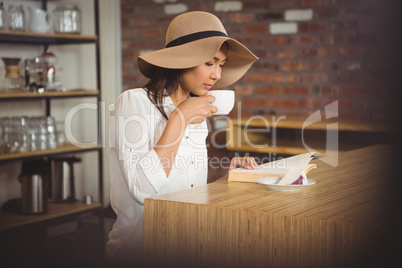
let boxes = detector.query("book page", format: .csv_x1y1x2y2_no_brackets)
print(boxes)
277,153,315,185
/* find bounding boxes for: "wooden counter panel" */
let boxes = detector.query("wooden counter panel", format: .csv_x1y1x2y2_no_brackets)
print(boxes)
145,201,375,267
144,145,396,267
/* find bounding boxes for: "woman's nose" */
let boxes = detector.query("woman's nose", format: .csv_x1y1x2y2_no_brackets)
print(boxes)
211,66,222,81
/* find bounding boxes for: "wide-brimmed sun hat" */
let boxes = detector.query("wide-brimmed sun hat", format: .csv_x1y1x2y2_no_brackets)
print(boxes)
137,11,258,88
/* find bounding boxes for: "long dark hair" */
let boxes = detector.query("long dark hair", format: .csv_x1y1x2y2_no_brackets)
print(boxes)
143,67,182,120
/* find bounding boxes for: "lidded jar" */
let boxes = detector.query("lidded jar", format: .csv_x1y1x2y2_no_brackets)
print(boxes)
53,4,81,34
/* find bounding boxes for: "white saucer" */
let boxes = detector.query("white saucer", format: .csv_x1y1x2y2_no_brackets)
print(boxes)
256,177,315,192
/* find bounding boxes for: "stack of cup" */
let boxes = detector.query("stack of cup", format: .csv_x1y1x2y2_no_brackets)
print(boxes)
0,116,60,154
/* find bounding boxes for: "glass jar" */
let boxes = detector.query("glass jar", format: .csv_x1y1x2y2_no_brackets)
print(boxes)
0,57,25,93
53,4,81,34
7,5,25,31
0,1,6,30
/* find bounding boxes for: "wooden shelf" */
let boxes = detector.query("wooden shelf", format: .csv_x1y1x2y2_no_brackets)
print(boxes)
0,202,101,231
0,143,100,163
0,89,100,100
0,30,97,45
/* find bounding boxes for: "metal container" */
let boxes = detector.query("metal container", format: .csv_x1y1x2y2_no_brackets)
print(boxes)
18,173,49,214
50,156,81,203
18,159,50,214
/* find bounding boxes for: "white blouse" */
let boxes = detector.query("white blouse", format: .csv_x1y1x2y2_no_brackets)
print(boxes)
105,88,208,262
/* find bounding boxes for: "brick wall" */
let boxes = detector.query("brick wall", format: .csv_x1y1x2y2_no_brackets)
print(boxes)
120,0,398,121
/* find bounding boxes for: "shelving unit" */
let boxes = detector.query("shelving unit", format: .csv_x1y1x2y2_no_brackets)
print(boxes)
0,0,104,257
226,116,392,156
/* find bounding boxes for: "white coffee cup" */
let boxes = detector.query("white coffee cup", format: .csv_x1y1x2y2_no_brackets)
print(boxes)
208,90,235,115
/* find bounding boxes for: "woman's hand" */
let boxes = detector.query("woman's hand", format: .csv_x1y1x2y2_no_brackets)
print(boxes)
175,94,218,125
216,156,259,181
156,94,216,177
229,156,259,171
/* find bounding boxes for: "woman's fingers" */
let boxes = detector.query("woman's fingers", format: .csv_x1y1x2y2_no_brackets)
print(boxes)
229,156,259,171
206,94,216,103
205,95,217,114
209,105,218,114
241,157,259,169
176,94,219,124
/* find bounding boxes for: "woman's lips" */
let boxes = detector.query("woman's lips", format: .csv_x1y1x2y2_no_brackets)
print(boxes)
204,84,212,90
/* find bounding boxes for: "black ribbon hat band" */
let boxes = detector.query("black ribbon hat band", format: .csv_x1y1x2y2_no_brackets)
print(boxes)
166,30,228,48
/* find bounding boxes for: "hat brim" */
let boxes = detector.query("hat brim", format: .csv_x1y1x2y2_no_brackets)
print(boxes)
137,37,258,88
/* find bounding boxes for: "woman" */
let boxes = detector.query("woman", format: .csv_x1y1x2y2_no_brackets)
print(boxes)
106,11,258,263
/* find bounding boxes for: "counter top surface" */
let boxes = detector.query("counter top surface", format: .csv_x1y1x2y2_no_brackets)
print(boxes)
146,144,395,226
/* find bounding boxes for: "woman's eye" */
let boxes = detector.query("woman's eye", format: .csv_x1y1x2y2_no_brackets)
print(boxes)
205,62,213,66
220,64,225,68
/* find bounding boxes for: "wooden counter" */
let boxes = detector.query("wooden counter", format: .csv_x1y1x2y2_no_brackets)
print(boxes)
143,145,397,267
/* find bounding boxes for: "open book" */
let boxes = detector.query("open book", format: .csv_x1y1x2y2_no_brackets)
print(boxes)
228,153,316,185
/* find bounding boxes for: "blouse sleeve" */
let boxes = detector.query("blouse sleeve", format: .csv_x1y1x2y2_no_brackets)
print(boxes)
109,90,170,205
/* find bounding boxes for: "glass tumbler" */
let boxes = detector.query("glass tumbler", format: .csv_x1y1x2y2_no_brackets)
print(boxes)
9,116,21,153
56,121,66,147
0,117,11,154
2,117,11,153
46,116,57,149
38,117,48,150
19,116,30,153
28,116,40,152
